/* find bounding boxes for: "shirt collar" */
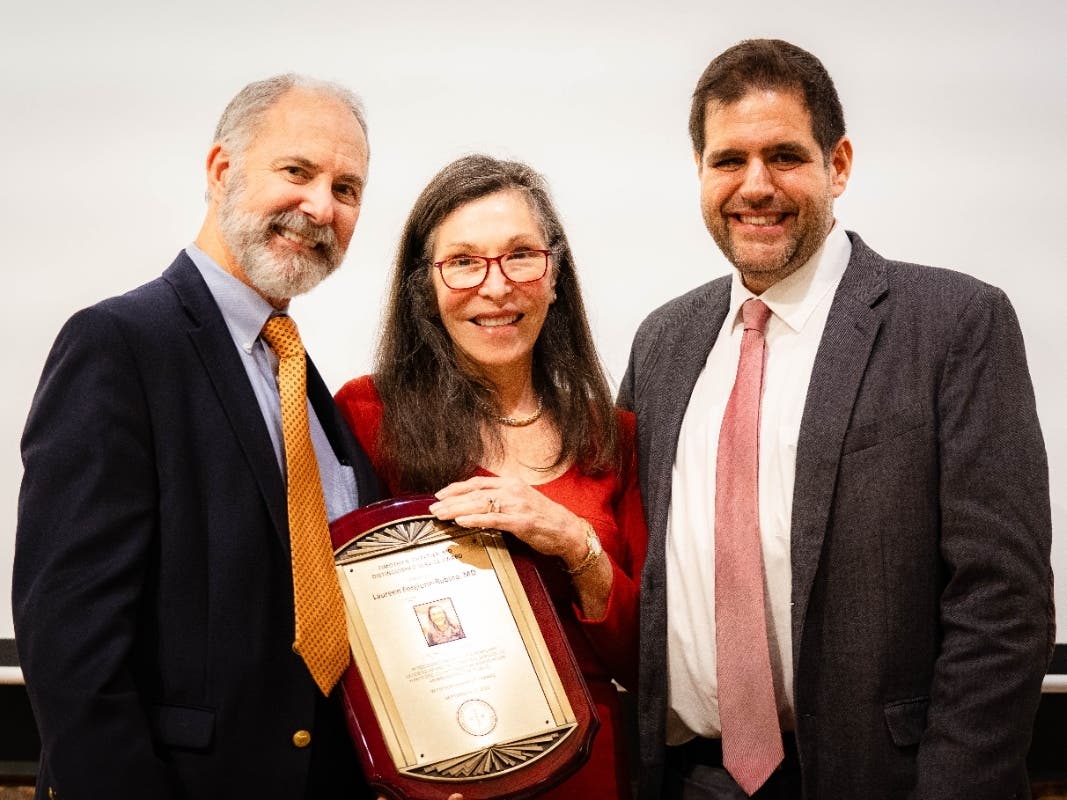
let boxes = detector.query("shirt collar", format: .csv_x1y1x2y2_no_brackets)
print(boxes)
725,222,851,335
185,242,286,352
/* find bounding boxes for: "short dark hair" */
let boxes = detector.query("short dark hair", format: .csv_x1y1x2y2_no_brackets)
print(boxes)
373,154,618,492
689,39,845,160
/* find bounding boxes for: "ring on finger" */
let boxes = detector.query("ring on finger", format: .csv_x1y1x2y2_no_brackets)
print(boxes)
487,496,500,514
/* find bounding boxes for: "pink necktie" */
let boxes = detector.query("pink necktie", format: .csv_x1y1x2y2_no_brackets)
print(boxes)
715,298,783,795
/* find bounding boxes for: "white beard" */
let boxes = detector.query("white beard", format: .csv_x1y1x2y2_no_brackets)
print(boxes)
217,173,343,301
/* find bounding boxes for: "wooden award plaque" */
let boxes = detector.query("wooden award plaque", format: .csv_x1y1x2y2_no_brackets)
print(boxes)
329,496,598,800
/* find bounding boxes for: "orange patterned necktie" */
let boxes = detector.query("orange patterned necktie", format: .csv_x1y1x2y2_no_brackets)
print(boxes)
261,315,351,695
714,298,783,795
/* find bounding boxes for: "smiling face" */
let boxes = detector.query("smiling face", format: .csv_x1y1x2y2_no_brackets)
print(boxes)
209,88,369,306
428,606,449,631
430,190,556,382
696,89,851,293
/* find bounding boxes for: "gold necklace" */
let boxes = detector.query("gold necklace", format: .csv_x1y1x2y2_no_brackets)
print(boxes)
520,459,556,473
497,396,543,427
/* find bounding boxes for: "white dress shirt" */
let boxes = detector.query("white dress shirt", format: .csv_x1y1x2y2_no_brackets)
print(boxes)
665,224,851,744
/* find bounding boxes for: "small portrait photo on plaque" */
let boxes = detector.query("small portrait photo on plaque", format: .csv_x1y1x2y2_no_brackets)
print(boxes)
416,598,466,647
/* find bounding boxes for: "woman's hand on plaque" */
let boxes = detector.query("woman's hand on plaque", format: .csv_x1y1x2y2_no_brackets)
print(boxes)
431,475,587,565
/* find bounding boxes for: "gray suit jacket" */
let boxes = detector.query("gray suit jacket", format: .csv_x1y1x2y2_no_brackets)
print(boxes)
618,233,1053,800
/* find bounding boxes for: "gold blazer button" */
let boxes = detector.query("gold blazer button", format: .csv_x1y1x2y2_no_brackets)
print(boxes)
292,729,312,748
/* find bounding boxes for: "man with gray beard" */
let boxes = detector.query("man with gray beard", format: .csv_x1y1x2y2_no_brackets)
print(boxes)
14,74,382,800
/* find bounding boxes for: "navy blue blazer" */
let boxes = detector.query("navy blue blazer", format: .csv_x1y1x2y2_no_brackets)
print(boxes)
619,233,1053,800
14,252,381,800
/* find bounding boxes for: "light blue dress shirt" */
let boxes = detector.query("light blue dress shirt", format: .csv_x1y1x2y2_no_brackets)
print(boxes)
185,243,359,522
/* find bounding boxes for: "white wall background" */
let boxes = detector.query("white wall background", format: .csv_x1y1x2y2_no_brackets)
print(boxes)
3,0,1064,644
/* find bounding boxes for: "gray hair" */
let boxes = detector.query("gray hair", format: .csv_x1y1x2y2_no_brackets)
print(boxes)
213,73,369,162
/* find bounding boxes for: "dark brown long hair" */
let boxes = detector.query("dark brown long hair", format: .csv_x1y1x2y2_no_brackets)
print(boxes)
374,154,617,492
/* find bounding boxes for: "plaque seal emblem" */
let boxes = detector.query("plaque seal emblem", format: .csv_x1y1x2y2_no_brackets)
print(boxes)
456,698,498,736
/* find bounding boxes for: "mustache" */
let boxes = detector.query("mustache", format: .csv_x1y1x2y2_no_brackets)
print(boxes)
722,203,796,215
267,210,338,249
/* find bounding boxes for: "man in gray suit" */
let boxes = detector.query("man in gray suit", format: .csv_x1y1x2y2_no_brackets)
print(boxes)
618,39,1053,799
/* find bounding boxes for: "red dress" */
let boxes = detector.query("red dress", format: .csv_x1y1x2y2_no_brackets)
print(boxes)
335,375,647,799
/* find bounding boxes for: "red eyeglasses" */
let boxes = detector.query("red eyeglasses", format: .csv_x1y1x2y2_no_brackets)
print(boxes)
433,249,551,290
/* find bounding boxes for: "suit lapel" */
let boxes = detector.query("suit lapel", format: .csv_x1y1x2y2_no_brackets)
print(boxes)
790,234,888,657
634,277,730,776
307,358,381,505
162,253,289,545
646,279,731,546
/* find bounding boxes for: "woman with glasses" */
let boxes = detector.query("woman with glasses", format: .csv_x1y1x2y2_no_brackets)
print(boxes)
335,154,646,798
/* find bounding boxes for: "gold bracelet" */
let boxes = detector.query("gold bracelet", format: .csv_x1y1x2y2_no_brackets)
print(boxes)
566,521,603,577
